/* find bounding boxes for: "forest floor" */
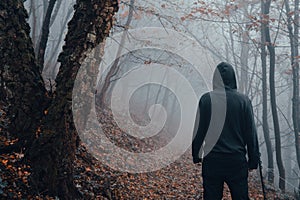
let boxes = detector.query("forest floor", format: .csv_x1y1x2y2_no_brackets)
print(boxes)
0,107,296,199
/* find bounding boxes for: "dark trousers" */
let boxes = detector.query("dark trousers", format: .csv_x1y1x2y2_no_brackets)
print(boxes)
202,154,250,200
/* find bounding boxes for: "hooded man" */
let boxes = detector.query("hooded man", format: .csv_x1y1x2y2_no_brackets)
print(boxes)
192,62,260,200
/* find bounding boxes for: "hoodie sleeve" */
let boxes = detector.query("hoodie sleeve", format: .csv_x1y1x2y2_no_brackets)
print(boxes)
244,98,260,169
192,94,211,163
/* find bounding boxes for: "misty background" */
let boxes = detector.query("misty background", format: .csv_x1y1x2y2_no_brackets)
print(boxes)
24,0,300,194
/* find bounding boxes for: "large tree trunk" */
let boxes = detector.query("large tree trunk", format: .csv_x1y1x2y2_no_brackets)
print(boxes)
263,0,286,192
260,0,274,185
0,0,47,149
27,0,118,198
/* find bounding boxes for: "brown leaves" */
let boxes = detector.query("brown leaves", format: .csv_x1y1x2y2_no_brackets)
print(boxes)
0,102,293,199
102,152,202,199
0,152,31,199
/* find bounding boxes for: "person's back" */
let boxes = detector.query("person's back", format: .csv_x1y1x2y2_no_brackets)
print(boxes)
192,62,259,200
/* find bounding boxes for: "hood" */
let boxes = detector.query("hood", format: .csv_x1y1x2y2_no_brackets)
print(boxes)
213,62,237,90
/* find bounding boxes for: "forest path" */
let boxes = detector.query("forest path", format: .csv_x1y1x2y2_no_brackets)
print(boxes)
0,106,291,199
72,108,284,199
74,145,273,199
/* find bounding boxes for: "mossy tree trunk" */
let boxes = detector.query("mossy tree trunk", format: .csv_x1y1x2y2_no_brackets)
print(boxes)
1,0,118,198
0,0,47,149
28,0,118,198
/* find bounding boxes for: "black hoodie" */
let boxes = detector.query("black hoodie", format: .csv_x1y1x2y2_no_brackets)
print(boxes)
192,62,259,169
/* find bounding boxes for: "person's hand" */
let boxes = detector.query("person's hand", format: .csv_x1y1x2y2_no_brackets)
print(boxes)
193,157,202,164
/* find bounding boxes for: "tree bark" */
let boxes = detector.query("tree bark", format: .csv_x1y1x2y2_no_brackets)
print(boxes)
0,0,47,148
260,0,274,185
27,0,118,198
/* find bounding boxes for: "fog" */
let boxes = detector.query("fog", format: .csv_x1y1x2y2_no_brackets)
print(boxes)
25,0,300,193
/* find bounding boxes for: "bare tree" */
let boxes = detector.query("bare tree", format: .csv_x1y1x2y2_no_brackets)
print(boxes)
260,0,274,185
263,0,285,192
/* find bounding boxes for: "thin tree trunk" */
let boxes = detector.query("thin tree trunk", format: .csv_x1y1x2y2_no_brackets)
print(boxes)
293,0,300,172
30,0,38,51
284,0,300,192
37,0,57,73
27,0,118,198
228,21,240,81
260,0,274,185
49,0,62,28
240,5,250,94
43,0,49,19
44,7,73,80
264,0,286,191
98,0,134,107
240,29,249,94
